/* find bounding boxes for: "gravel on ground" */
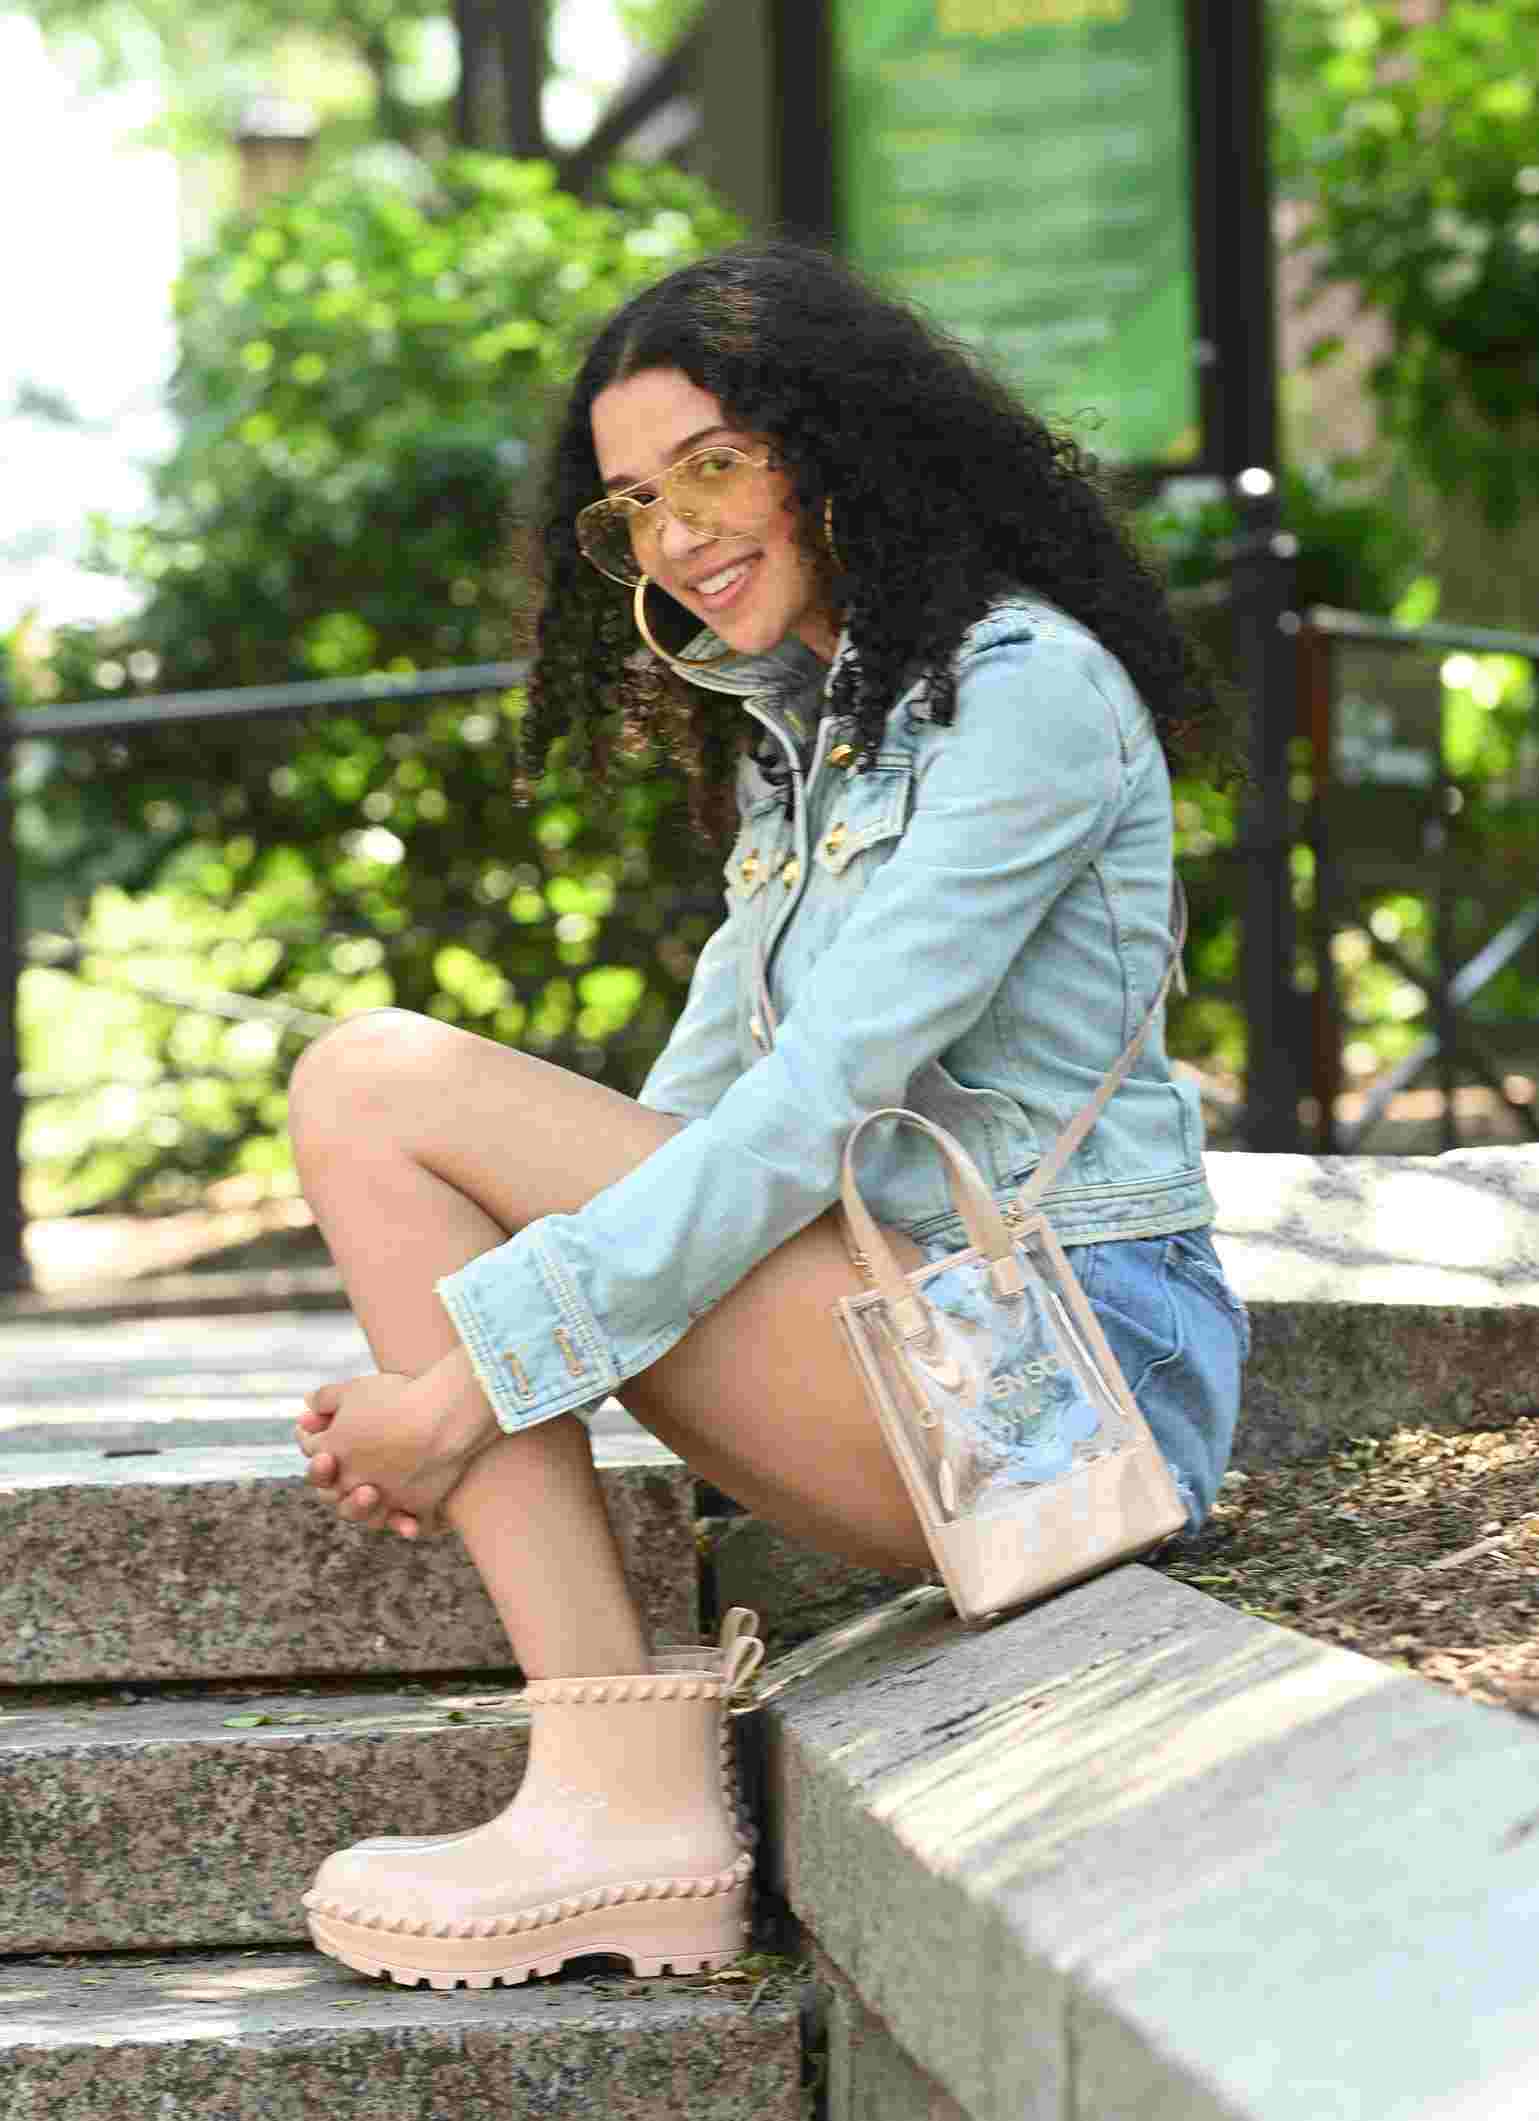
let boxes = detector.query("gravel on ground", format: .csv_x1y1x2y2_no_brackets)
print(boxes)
1156,1417,1539,1720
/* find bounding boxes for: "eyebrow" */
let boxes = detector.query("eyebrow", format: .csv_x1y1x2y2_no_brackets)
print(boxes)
601,426,739,493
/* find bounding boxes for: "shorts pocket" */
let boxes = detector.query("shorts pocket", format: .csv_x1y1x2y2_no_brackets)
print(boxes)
1067,1237,1182,1399
1165,1228,1252,1360
1070,1233,1243,1528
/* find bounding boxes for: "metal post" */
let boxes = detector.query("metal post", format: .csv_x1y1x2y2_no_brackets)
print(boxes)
688,0,777,229
1432,677,1460,1152
1190,0,1303,1149
771,0,835,241
1301,623,1342,1151
1233,491,1303,1150
0,680,31,1293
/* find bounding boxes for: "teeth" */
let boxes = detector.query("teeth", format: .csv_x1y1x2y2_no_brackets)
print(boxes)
696,560,751,596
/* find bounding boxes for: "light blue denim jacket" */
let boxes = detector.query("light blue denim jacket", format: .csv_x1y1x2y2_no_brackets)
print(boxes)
436,595,1215,1434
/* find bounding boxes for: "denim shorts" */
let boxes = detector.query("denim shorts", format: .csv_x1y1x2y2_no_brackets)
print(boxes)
922,1221,1249,1534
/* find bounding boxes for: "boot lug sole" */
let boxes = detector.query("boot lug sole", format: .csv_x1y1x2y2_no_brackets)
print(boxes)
308,1887,751,1991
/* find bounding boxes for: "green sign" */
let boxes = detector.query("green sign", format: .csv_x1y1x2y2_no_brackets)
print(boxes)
834,0,1200,465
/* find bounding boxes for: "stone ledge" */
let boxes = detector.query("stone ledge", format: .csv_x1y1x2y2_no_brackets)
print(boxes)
810,1945,964,2121
757,1572,1539,2121
0,1949,803,2121
1208,1147,1539,1306
0,1440,695,1685
1210,1147,1539,1464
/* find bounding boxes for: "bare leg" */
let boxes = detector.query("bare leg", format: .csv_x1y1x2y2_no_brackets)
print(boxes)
289,1049,654,1678
287,1011,927,1676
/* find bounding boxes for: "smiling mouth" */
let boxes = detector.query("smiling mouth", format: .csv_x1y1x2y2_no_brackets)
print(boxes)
688,556,758,602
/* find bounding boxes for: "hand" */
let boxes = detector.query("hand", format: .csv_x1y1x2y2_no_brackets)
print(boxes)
295,1365,499,1536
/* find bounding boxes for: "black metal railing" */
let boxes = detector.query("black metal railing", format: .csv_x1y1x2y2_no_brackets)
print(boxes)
1300,607,1539,1154
1,663,539,1295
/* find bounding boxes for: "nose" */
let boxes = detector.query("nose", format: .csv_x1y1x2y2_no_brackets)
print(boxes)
654,502,714,569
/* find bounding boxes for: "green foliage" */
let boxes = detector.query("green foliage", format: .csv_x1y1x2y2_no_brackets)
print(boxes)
69,154,740,693
21,156,741,1213
16,683,723,1213
15,0,450,160
613,0,706,52
1276,0,1539,527
1138,463,1421,617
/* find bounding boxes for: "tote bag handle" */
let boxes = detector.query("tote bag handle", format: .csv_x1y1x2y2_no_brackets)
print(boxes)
839,1110,1024,1348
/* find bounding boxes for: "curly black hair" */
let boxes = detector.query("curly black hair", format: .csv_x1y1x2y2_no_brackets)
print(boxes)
523,238,1223,835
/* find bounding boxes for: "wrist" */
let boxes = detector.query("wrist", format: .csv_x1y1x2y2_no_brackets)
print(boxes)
413,1347,499,1461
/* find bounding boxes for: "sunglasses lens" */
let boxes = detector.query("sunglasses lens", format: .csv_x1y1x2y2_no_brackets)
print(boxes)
671,451,773,530
576,451,775,585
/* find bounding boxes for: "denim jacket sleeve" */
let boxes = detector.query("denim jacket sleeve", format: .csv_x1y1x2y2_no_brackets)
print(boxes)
435,618,1128,1432
634,902,745,1122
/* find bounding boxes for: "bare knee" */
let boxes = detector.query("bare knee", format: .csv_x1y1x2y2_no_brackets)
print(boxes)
287,1008,448,1138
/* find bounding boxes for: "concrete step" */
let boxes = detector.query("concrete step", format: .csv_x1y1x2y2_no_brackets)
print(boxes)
762,1574,1539,2121
1209,1146,1539,1464
0,1683,530,1953
0,1436,696,1686
0,1948,804,2119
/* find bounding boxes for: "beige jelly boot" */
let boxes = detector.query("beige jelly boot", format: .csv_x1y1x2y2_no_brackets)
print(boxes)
311,1611,764,1871
650,1605,761,1681
653,1608,763,1857
303,1627,763,1990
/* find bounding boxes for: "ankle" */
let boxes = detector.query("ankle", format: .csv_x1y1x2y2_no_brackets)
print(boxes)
521,1631,652,1681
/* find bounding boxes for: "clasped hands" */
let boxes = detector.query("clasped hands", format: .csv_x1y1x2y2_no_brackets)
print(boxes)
295,1351,501,1537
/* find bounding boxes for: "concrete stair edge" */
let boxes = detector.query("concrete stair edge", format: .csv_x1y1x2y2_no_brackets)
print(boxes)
0,1442,698,1685
0,1949,804,2120
757,1572,1539,2121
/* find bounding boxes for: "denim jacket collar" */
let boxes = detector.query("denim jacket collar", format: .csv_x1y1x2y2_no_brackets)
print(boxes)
671,623,855,757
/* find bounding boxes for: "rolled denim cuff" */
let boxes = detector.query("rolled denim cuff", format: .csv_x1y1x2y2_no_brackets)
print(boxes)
435,1229,622,1435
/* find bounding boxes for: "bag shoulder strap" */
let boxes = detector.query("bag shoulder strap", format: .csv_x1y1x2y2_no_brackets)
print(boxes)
1015,878,1188,1215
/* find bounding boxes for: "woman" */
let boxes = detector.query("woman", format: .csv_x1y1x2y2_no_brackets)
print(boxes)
290,240,1249,1989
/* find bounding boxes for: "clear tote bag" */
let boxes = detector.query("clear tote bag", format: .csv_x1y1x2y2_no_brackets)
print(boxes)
829,886,1193,1622
835,1109,1187,1622
753,847,1192,1622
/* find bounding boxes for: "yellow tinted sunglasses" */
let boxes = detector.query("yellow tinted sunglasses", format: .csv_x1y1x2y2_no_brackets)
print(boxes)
576,444,777,586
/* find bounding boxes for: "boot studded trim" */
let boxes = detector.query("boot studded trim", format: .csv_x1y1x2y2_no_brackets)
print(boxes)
519,1675,727,1706
301,1850,753,1938
721,1716,756,1852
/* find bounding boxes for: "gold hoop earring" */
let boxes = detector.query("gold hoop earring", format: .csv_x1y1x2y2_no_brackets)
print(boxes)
823,497,843,572
632,575,733,679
